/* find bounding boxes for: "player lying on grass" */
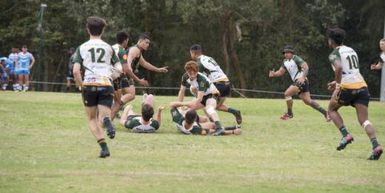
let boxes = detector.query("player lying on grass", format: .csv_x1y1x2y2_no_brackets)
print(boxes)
170,107,241,135
268,45,327,121
170,60,225,136
119,94,163,133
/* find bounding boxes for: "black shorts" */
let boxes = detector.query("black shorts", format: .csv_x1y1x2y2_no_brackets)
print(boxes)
292,79,309,94
337,87,370,107
214,81,231,97
113,75,134,90
82,86,114,107
200,94,219,106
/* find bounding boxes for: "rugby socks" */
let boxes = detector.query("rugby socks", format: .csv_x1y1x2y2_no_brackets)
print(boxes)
228,107,239,115
224,126,237,130
214,121,222,130
103,117,114,130
287,108,293,116
339,126,349,137
370,137,379,149
97,138,108,151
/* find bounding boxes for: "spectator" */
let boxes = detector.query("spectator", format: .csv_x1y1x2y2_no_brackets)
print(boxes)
16,45,35,91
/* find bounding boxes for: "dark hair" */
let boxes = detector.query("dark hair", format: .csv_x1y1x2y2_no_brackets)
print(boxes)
327,27,345,45
86,16,106,36
116,31,129,44
22,45,27,48
141,103,154,122
282,45,294,54
185,110,198,124
138,33,150,41
190,44,202,52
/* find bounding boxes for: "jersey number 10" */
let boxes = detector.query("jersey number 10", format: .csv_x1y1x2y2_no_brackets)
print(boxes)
346,55,358,70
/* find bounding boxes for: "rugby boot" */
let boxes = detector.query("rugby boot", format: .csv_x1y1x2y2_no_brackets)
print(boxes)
368,146,383,160
212,128,224,136
280,113,293,120
336,134,354,151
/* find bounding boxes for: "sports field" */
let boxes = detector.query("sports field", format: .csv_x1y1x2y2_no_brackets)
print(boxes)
0,91,384,193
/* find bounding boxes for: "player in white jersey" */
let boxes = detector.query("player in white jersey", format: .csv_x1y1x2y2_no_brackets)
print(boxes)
269,45,327,120
16,45,35,91
170,61,225,136
326,27,382,160
189,44,242,124
370,38,385,70
73,16,122,158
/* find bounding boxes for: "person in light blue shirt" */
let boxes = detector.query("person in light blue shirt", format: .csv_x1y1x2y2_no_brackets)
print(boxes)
16,45,35,91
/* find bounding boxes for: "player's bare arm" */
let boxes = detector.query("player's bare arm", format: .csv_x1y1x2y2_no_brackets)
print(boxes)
269,67,286,78
155,106,164,126
370,62,383,70
139,56,168,73
125,47,148,86
73,63,82,90
297,62,308,83
29,55,35,70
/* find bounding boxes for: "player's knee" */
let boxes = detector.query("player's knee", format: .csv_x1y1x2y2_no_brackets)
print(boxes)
285,96,292,101
362,120,372,129
206,106,216,116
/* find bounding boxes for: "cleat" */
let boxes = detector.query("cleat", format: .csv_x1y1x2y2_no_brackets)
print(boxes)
280,113,293,120
336,134,354,151
212,128,224,136
233,110,242,124
368,146,383,160
99,149,110,158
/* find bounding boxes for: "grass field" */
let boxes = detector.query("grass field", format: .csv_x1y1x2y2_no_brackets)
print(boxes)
0,91,384,193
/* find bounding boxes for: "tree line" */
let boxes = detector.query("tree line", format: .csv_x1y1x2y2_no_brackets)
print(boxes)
0,0,384,97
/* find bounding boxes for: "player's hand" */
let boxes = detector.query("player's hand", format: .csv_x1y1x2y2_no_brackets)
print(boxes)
327,81,336,91
370,64,377,70
158,66,168,73
268,69,275,77
138,79,149,86
158,106,165,111
297,77,305,84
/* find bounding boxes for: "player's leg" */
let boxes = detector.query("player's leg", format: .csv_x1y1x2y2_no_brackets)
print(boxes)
120,104,135,126
97,86,115,139
82,86,110,158
205,98,224,136
111,89,122,120
23,74,29,91
120,79,136,105
299,91,327,119
281,85,298,119
354,91,383,160
214,82,242,124
143,93,154,106
328,89,353,151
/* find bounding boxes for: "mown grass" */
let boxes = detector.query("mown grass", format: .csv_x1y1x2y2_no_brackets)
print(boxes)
0,91,384,193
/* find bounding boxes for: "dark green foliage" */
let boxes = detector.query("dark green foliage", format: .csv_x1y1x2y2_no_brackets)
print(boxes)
0,0,384,97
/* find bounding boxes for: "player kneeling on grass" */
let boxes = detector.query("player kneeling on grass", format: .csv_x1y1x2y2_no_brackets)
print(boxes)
326,27,382,160
171,61,225,136
269,45,327,120
171,107,241,135
119,94,163,133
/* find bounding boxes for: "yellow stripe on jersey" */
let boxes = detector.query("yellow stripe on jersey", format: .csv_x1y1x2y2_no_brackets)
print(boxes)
341,81,367,89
